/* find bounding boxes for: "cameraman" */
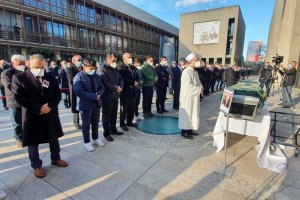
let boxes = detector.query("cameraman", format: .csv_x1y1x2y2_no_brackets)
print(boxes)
279,61,298,108
259,62,273,96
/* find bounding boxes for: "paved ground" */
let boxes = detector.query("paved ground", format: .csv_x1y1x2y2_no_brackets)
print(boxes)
1,76,300,200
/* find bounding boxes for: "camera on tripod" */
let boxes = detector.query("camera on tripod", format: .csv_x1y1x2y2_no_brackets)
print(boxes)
272,54,284,65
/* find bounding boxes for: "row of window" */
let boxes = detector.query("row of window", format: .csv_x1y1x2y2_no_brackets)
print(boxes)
5,0,173,40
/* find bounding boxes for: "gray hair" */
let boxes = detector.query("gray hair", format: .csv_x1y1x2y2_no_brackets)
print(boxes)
30,54,45,61
11,54,26,62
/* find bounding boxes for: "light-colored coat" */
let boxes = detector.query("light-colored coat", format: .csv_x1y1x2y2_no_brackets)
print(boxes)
178,66,202,130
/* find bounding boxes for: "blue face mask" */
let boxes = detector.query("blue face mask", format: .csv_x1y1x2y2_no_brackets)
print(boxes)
87,70,95,75
76,61,82,68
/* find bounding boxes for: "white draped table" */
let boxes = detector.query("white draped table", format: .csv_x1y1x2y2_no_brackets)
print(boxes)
212,106,287,173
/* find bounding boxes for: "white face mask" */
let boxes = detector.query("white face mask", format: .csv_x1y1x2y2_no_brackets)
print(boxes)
110,62,117,68
148,61,154,67
16,65,25,72
287,64,292,69
30,68,45,77
195,61,201,68
128,58,133,65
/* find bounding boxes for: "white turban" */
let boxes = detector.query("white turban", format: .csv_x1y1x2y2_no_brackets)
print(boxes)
185,52,197,62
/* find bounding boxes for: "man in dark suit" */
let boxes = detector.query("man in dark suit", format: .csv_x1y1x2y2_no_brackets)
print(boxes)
97,52,124,142
74,58,105,151
226,64,239,87
119,52,139,131
1,55,26,148
172,58,183,110
58,60,70,108
259,62,273,97
0,59,9,110
11,54,68,178
155,56,170,114
66,55,82,129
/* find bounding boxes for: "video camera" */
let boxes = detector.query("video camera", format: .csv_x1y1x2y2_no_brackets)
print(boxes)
272,54,284,65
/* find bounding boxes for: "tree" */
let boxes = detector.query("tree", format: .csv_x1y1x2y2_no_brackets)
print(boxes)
28,47,54,60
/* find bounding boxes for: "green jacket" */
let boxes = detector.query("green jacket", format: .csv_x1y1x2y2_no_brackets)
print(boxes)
141,62,157,86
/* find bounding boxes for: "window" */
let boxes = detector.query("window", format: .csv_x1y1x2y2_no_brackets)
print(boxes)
209,58,214,64
123,19,128,33
117,16,122,32
105,34,111,52
86,4,95,24
201,58,206,62
225,58,231,65
95,7,102,26
110,13,117,30
111,35,117,51
217,58,222,64
77,1,86,22
104,11,110,28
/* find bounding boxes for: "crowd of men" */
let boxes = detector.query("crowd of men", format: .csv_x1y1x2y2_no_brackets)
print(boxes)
0,50,278,183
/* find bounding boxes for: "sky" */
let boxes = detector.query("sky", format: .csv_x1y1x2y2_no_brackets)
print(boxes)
124,0,276,58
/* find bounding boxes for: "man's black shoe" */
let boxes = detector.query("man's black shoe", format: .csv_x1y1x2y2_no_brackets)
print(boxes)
127,123,138,127
112,130,124,135
173,107,179,110
162,109,169,113
105,135,114,141
144,113,150,119
181,132,193,140
120,126,129,131
189,130,199,136
157,111,163,114
282,105,291,108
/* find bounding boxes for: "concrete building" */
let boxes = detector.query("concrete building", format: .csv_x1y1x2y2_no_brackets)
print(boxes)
266,0,300,69
246,41,262,62
179,6,245,66
0,0,179,61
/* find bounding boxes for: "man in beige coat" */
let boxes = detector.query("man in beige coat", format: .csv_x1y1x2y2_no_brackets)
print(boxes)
178,52,203,139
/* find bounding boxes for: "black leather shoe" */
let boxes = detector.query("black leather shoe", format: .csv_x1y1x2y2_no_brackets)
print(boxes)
120,126,129,131
181,131,193,139
111,130,124,135
189,130,199,136
162,109,169,113
157,111,163,114
143,113,150,119
105,135,114,141
127,123,138,127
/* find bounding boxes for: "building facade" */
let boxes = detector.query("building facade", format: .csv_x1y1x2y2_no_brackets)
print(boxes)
246,41,262,62
0,0,179,61
179,6,245,66
266,0,300,69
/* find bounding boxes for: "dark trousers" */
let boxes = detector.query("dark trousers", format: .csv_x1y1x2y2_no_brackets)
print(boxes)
63,91,70,107
210,79,216,92
156,85,167,111
260,79,271,97
28,139,61,169
70,87,80,126
102,99,118,136
80,104,100,143
9,107,22,142
142,86,154,114
173,86,180,109
120,91,136,126
135,89,141,117
0,87,6,107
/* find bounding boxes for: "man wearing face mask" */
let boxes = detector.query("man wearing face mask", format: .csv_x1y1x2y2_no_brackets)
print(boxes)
66,55,83,129
58,60,70,108
49,60,59,79
97,52,124,142
74,58,105,151
259,61,273,96
155,56,170,114
141,55,157,118
119,53,139,131
279,61,298,108
11,54,68,178
179,52,203,139
1,55,26,148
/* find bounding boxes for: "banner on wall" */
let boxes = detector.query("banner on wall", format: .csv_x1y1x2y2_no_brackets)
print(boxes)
193,20,220,45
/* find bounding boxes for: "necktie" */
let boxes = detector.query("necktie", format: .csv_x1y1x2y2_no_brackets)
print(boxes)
35,76,42,87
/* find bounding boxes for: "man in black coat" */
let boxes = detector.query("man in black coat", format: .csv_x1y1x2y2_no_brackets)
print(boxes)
155,56,170,114
58,60,70,108
11,54,68,178
1,55,26,148
97,52,124,142
226,64,239,87
66,55,82,129
172,59,183,110
279,61,298,108
0,59,9,110
259,62,273,96
119,52,139,131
